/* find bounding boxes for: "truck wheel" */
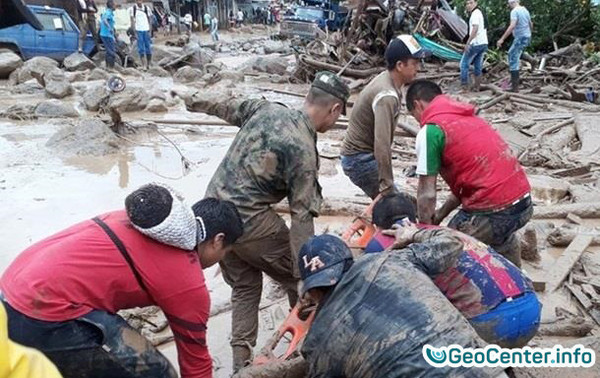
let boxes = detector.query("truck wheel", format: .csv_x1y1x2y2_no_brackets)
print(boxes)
0,44,22,59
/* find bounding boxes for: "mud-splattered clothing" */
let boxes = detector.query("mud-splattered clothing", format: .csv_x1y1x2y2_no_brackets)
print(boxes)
341,71,403,195
364,225,534,318
302,229,499,378
417,95,530,211
0,211,212,378
201,97,321,269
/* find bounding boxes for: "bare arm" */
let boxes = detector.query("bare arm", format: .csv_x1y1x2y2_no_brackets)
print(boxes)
498,19,517,46
417,175,437,224
434,194,460,225
465,24,478,49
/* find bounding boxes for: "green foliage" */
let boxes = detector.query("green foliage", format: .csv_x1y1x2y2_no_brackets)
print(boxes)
452,0,598,52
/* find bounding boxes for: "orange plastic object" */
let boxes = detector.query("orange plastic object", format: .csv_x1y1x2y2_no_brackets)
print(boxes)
342,217,376,249
253,304,316,366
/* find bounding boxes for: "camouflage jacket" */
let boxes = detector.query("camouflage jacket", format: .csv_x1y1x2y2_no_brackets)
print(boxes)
302,228,501,378
192,95,322,272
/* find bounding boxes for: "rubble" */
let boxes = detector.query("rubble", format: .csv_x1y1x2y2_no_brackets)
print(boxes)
88,68,110,81
0,50,22,78
63,52,96,72
9,56,59,84
43,69,74,99
82,84,110,111
174,66,205,83
34,99,79,118
146,99,168,113
108,86,150,113
46,118,121,156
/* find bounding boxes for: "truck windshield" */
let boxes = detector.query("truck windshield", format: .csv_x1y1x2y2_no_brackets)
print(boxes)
295,8,324,20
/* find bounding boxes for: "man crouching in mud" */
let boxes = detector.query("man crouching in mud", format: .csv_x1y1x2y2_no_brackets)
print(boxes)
1,183,243,378
298,234,505,378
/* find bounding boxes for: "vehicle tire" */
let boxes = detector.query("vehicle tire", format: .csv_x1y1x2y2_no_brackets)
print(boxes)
0,44,22,59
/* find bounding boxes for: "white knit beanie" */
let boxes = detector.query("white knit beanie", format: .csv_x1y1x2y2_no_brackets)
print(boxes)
125,182,199,250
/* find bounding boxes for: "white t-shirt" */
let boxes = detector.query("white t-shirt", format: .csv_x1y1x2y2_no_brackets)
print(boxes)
129,4,151,31
237,10,243,21
469,8,488,46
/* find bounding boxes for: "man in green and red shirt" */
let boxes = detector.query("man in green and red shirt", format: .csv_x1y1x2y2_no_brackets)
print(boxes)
406,80,532,266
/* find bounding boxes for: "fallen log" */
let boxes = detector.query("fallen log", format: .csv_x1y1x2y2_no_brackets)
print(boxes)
298,55,383,79
479,93,509,110
234,357,307,378
532,203,600,219
537,317,594,337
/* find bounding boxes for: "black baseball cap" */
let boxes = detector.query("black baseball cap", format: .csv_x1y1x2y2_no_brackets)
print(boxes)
385,35,432,69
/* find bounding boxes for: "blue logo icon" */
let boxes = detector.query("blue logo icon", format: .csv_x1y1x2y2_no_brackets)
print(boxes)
423,345,447,366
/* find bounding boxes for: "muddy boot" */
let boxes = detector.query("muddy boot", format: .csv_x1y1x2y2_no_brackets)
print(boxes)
473,75,482,92
232,345,252,374
510,70,520,93
146,54,152,69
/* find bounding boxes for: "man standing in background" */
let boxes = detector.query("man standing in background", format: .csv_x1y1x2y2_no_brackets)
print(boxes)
203,10,211,32
460,0,488,92
129,0,153,70
77,0,100,53
497,0,533,92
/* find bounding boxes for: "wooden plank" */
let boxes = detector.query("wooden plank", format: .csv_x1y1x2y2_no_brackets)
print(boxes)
552,165,591,178
572,274,600,292
566,213,583,225
532,281,546,292
566,284,593,310
581,283,599,300
547,235,593,292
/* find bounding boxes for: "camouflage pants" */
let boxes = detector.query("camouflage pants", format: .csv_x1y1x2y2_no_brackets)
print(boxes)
2,298,176,378
79,15,99,49
448,197,533,267
220,220,298,365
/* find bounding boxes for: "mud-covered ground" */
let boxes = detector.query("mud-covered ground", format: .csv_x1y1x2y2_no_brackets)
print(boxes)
2,27,600,378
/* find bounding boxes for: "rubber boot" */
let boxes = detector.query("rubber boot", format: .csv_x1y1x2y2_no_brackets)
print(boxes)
473,75,481,92
510,71,519,93
146,54,152,70
232,345,252,374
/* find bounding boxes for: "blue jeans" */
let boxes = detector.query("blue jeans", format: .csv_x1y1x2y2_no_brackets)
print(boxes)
448,196,532,267
508,36,531,71
211,29,219,41
100,35,116,68
136,30,152,56
341,152,380,199
470,291,541,348
460,44,488,85
2,297,176,378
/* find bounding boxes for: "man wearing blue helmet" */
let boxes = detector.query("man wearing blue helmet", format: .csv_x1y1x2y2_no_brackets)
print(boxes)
298,234,502,377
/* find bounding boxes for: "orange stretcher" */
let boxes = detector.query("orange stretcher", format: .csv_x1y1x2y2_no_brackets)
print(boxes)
341,197,379,249
252,304,316,365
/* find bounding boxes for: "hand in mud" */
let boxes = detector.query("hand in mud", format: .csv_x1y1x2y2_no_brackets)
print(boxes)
382,219,419,251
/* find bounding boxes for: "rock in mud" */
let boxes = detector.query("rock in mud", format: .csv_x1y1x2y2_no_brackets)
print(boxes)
174,66,205,83
108,86,149,112
269,74,288,84
529,175,570,205
146,98,168,113
262,40,289,54
46,118,121,156
45,69,74,99
248,57,287,76
63,52,96,71
88,68,110,81
0,103,37,120
0,50,23,78
34,99,79,118
83,84,110,111
10,56,59,84
147,66,170,77
65,70,88,82
10,81,44,95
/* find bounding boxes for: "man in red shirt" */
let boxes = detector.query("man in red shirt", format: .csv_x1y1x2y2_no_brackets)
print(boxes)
406,80,532,266
0,183,243,378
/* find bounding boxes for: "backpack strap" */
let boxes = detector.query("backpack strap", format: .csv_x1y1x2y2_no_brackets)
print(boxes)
92,217,150,294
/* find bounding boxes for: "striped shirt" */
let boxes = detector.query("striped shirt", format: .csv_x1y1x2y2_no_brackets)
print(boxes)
364,223,533,318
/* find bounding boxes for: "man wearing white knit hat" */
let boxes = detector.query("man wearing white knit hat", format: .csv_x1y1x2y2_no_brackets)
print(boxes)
0,183,243,378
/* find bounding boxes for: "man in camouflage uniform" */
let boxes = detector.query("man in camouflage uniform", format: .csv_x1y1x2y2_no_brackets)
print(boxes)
184,71,349,372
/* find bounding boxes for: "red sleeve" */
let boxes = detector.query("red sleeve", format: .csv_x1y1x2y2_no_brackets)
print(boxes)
150,252,213,378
